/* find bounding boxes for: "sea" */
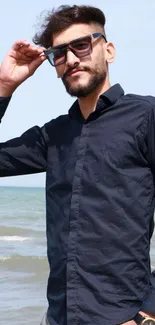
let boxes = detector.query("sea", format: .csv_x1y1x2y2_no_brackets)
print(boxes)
0,186,49,325
0,186,155,325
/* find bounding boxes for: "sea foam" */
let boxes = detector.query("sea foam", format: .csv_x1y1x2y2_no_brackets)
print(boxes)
0,236,32,242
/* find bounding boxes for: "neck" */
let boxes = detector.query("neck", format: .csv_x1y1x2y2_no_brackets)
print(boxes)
78,78,111,119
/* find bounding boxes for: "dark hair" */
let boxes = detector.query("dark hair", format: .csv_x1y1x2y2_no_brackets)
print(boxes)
33,5,106,48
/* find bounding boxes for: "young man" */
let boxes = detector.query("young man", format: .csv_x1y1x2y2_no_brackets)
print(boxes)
0,4,155,325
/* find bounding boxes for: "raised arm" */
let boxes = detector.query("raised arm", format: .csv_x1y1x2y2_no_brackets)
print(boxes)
0,41,48,176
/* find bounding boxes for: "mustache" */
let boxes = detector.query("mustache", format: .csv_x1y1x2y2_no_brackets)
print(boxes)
62,66,91,79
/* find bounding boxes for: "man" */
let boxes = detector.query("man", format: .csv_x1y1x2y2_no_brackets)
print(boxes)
0,4,155,325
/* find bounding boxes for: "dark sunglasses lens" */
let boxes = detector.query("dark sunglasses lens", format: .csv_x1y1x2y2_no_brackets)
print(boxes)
48,49,66,66
71,36,92,57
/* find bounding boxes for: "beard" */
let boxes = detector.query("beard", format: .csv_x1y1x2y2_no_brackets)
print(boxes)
62,65,107,98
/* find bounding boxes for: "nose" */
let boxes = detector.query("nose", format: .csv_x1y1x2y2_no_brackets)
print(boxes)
65,49,80,67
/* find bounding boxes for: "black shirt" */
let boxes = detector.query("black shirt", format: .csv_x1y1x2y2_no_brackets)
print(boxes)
0,84,155,325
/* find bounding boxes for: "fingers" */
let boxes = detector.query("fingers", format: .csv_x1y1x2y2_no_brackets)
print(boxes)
11,40,45,58
12,40,30,51
2,40,47,79
19,45,45,57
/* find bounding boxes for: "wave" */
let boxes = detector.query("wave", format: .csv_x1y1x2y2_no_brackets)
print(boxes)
0,255,45,261
0,236,33,242
0,225,45,237
0,254,49,273
0,256,11,261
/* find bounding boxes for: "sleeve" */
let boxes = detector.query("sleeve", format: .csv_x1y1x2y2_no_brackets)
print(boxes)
0,96,47,176
140,99,155,314
0,96,11,122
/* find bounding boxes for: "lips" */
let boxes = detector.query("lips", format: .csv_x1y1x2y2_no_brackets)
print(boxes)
67,69,84,76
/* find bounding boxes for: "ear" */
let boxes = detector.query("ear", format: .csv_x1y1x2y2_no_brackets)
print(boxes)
105,42,115,64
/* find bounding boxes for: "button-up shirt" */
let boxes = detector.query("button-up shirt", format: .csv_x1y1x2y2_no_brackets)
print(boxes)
0,84,155,325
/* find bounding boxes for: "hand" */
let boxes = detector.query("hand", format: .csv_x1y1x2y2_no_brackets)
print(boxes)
0,40,46,96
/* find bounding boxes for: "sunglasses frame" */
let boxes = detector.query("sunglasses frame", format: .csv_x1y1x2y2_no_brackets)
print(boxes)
44,32,107,67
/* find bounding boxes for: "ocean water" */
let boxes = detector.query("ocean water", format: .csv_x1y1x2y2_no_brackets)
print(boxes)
0,186,155,325
0,186,49,325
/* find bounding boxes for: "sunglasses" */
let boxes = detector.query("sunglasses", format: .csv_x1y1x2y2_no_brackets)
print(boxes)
44,32,107,67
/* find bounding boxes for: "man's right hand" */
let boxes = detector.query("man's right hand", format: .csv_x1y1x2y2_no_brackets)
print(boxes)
0,40,47,96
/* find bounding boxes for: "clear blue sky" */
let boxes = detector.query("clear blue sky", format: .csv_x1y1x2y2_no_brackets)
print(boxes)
1,0,155,187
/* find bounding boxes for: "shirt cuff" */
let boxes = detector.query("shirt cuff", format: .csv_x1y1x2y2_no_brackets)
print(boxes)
0,96,11,122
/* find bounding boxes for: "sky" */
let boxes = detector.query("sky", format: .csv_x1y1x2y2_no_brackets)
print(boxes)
1,0,155,187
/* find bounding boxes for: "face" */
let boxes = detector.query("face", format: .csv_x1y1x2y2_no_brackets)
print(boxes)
52,24,115,98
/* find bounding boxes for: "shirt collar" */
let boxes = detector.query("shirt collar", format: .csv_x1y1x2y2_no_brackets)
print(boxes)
69,84,124,121
99,84,124,106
